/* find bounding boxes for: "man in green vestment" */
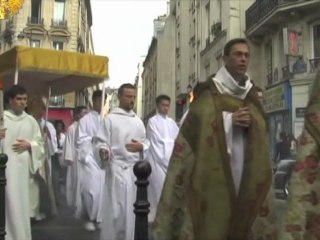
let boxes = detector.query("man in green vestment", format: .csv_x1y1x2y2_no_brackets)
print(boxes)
278,71,320,239
151,38,277,240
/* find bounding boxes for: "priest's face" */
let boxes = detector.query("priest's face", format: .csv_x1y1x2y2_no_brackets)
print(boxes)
119,88,136,111
157,100,170,115
223,43,250,79
9,94,28,115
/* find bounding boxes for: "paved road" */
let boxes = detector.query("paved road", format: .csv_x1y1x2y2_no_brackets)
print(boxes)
275,199,287,222
32,188,100,240
31,184,288,240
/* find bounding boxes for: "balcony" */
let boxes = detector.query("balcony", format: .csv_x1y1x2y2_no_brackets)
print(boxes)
309,58,320,73
27,17,44,26
51,19,68,28
246,0,320,37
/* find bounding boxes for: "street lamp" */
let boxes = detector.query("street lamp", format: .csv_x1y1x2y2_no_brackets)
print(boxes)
17,32,25,40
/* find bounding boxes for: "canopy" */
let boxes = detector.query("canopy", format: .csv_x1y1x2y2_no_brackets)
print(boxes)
0,46,109,95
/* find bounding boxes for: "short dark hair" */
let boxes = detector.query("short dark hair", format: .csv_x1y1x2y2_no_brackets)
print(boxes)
92,90,106,102
223,38,249,56
118,83,136,96
54,119,65,131
156,94,171,106
6,85,27,99
74,106,86,115
255,86,263,92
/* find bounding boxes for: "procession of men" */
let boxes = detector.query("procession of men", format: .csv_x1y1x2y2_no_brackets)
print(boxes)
2,38,320,240
0,77,180,240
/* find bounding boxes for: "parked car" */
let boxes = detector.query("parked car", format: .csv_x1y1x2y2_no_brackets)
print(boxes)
274,159,296,200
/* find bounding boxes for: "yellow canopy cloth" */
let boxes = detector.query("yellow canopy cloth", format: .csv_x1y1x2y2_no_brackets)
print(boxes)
0,46,109,95
0,0,24,19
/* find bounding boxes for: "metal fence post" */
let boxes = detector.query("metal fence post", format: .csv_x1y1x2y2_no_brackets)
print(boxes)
133,160,151,240
0,153,8,240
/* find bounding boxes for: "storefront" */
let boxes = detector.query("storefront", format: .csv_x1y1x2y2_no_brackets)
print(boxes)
263,82,292,158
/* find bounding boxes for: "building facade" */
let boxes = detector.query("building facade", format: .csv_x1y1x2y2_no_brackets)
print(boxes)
142,14,176,121
142,37,158,121
199,0,254,82
166,0,253,120
0,0,95,107
169,0,190,120
246,0,320,157
135,56,145,118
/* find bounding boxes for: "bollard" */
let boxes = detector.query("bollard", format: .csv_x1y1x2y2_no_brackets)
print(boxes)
0,153,8,240
133,160,151,240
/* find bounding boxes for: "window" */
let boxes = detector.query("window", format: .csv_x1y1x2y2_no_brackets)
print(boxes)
310,23,320,72
216,54,223,69
312,24,320,58
31,0,42,23
49,95,64,107
53,41,64,50
205,64,210,79
30,39,40,48
265,42,273,85
205,2,210,40
54,0,65,22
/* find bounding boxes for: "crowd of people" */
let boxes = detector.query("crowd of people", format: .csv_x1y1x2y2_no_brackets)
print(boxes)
0,81,179,240
1,37,320,240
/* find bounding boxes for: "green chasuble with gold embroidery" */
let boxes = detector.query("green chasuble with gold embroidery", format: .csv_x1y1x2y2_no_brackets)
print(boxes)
279,71,320,239
151,80,278,240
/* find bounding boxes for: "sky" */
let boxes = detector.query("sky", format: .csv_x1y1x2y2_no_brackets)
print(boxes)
91,0,168,88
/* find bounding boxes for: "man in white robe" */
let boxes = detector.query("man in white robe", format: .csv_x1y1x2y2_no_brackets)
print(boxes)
26,96,57,221
63,106,87,209
93,83,150,240
146,94,179,222
40,118,58,175
75,90,106,231
0,85,45,240
39,117,61,207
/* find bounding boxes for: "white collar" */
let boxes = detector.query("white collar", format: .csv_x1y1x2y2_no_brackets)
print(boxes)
212,66,252,99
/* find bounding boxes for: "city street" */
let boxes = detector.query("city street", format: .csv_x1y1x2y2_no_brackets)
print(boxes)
275,199,287,223
32,190,99,240
31,193,288,240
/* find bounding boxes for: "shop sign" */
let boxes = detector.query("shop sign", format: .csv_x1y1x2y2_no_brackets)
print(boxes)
264,84,288,113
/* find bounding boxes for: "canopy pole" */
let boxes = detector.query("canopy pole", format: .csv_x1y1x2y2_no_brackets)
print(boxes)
14,55,19,85
45,85,52,124
101,80,106,117
0,80,4,153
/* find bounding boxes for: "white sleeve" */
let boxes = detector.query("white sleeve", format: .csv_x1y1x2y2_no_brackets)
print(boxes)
140,124,150,161
63,127,75,162
222,111,233,156
76,117,93,164
48,122,58,154
92,117,111,167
